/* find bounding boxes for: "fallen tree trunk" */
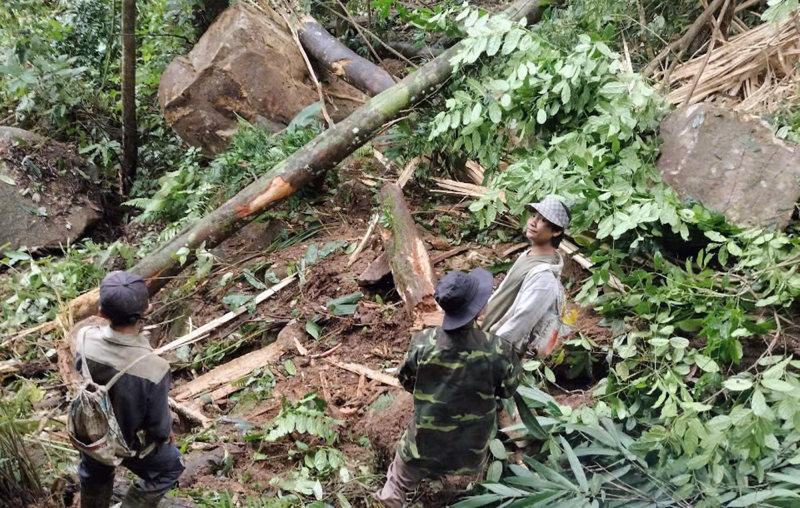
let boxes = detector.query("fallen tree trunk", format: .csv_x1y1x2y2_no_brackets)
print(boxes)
380,184,437,319
295,15,396,96
172,320,305,403
40,0,548,335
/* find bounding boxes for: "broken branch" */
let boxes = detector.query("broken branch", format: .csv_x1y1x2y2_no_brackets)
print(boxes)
325,359,401,388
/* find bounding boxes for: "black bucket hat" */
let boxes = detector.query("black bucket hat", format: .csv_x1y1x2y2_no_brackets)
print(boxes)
99,271,149,325
434,268,494,331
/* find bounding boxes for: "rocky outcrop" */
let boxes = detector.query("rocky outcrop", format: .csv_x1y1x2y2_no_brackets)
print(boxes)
159,2,367,154
658,104,800,229
0,129,100,251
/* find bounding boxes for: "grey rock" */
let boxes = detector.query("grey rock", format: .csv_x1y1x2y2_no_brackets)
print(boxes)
0,126,44,145
658,104,800,229
158,2,366,154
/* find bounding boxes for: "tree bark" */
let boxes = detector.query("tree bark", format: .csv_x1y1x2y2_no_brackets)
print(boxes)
120,0,137,194
379,184,437,319
44,0,548,330
295,15,396,96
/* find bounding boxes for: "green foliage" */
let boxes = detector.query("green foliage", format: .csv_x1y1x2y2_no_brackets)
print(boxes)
0,382,53,504
0,240,136,337
0,0,197,183
126,122,320,243
418,4,800,507
248,393,343,445
762,0,799,23
189,489,304,507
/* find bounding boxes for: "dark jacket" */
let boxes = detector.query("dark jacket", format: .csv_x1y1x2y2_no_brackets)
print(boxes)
74,325,172,451
397,324,520,475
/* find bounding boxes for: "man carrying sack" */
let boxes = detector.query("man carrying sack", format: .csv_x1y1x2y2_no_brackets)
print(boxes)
70,271,184,508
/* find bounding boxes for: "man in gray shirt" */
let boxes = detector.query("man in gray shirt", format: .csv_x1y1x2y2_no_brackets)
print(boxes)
482,196,571,358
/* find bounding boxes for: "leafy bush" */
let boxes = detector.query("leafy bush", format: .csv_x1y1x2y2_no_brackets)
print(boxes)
0,241,136,337
420,4,800,507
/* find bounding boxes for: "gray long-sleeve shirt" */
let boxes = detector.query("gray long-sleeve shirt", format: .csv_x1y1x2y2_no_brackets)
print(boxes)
487,252,564,354
74,325,172,450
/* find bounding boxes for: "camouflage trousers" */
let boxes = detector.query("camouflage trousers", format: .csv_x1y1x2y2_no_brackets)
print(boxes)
375,452,425,508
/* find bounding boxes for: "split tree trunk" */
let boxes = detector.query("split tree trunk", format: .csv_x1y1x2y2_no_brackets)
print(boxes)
295,15,396,96
44,0,547,330
120,0,137,194
379,184,437,320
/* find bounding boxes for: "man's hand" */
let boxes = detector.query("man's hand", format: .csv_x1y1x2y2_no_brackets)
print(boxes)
169,431,176,445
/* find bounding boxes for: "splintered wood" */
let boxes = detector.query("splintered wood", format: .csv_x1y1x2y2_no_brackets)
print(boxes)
379,184,438,322
171,320,305,403
668,16,800,112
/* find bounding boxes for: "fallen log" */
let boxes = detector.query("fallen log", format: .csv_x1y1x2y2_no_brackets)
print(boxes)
172,320,305,403
39,0,549,337
380,184,438,319
295,15,396,96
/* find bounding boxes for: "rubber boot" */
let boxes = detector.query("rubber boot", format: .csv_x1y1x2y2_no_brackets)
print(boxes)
80,481,114,508
119,484,167,508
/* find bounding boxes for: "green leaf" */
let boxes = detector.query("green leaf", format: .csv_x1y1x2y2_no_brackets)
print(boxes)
724,378,754,391
487,461,503,482
729,489,800,507
222,293,253,310
544,366,556,382
264,271,280,284
727,241,743,257
670,337,690,349
489,439,508,460
513,392,548,440
489,102,502,124
344,243,357,255
327,292,363,309
559,436,588,491
306,320,321,340
284,360,297,376
450,494,505,508
704,231,726,242
762,378,794,393
242,269,266,290
694,354,719,373
287,102,323,133
304,243,319,266
320,241,346,258
502,29,524,55
752,389,768,417
536,109,547,124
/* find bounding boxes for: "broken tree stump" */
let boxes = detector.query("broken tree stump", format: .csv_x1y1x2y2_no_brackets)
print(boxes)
379,184,437,320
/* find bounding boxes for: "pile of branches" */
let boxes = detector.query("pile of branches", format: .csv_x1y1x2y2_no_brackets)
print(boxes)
668,12,800,112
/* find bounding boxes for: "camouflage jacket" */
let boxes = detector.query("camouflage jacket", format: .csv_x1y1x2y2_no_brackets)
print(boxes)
397,323,520,475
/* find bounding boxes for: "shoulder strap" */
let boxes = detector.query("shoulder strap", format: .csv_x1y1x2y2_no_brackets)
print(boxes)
78,326,98,383
104,350,156,391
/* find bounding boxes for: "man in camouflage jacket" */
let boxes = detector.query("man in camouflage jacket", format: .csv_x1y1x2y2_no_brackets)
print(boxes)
375,269,520,508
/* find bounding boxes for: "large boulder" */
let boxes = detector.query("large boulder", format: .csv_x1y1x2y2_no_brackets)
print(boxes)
658,104,800,229
159,2,367,154
0,129,100,251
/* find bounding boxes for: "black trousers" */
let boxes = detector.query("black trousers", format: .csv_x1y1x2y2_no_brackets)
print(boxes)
79,443,185,497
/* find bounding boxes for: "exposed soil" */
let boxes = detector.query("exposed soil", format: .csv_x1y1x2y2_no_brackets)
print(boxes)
50,150,608,507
